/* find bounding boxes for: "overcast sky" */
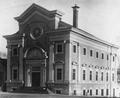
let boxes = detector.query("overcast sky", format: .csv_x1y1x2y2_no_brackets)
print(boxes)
1,0,120,53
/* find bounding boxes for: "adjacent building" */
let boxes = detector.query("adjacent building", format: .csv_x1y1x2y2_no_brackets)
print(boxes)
4,3,120,97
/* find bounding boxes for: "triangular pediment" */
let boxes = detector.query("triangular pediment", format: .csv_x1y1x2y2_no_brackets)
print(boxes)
15,3,64,23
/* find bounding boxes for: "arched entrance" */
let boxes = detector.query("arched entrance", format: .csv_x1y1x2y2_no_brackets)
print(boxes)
24,47,47,87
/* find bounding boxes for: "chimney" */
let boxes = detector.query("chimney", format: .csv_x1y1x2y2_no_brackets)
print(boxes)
72,4,79,28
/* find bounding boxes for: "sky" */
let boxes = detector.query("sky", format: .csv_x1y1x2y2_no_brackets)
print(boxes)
1,0,120,53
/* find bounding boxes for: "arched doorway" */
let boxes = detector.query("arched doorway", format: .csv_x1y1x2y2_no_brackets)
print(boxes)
24,47,47,87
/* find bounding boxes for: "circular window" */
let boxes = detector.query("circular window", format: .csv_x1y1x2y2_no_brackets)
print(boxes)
30,27,43,40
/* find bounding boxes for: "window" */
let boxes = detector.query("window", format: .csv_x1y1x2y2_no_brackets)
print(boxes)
12,48,18,56
113,88,115,96
106,89,109,96
96,72,98,81
101,89,104,96
90,89,92,96
96,52,98,58
73,45,76,53
56,43,63,53
101,72,103,81
96,89,98,95
83,48,86,55
113,56,115,62
83,90,86,96
73,90,76,95
83,70,86,80
102,53,104,59
90,50,93,57
112,73,114,81
56,90,61,94
107,54,109,60
106,72,108,81
12,69,18,80
72,69,76,80
57,68,62,80
90,71,92,80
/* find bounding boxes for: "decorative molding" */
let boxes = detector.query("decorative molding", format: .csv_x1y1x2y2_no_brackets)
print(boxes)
72,61,78,66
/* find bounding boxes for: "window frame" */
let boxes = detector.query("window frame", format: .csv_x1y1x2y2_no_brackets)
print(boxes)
12,67,18,81
83,48,87,55
106,72,108,81
96,52,99,58
73,45,77,53
102,53,104,59
12,47,18,56
56,42,64,54
83,70,86,80
101,89,104,96
55,64,63,81
90,50,93,57
72,69,76,80
96,89,98,95
56,90,62,94
96,71,98,81
101,72,103,81
90,71,92,81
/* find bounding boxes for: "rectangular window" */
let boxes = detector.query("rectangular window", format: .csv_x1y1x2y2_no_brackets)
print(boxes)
106,72,108,81
56,43,63,53
101,89,104,96
83,90,86,96
12,48,18,56
90,50,93,57
101,72,103,81
83,70,86,80
113,56,115,62
73,45,76,53
96,52,98,58
107,54,109,60
73,90,76,95
56,90,61,94
96,72,98,81
113,88,115,96
90,71,92,80
96,89,98,95
72,69,76,80
12,69,18,80
112,73,114,81
106,89,109,96
83,48,86,55
90,89,92,96
57,68,62,80
102,53,104,59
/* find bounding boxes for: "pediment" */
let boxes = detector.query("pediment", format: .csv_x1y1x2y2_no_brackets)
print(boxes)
15,3,64,24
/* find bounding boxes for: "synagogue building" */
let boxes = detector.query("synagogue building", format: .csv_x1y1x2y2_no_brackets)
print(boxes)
4,3,120,97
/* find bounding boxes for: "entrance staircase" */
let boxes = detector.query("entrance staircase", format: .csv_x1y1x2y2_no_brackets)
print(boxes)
11,87,48,94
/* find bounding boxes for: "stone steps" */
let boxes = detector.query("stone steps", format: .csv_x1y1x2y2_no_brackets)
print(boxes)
11,87,48,94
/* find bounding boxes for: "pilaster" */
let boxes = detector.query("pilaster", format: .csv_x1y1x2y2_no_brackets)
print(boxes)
65,40,71,82
19,44,23,81
6,45,11,81
48,42,54,82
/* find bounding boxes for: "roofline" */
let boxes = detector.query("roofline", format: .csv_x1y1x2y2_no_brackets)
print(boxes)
48,27,119,49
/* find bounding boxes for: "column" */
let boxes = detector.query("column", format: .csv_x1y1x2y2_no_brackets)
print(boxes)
48,42,54,82
7,45,11,81
65,40,71,82
19,45,23,81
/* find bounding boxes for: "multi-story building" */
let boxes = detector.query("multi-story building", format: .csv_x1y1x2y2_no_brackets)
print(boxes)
4,3,119,97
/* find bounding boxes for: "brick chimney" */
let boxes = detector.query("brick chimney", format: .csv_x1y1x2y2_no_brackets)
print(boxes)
72,4,79,28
